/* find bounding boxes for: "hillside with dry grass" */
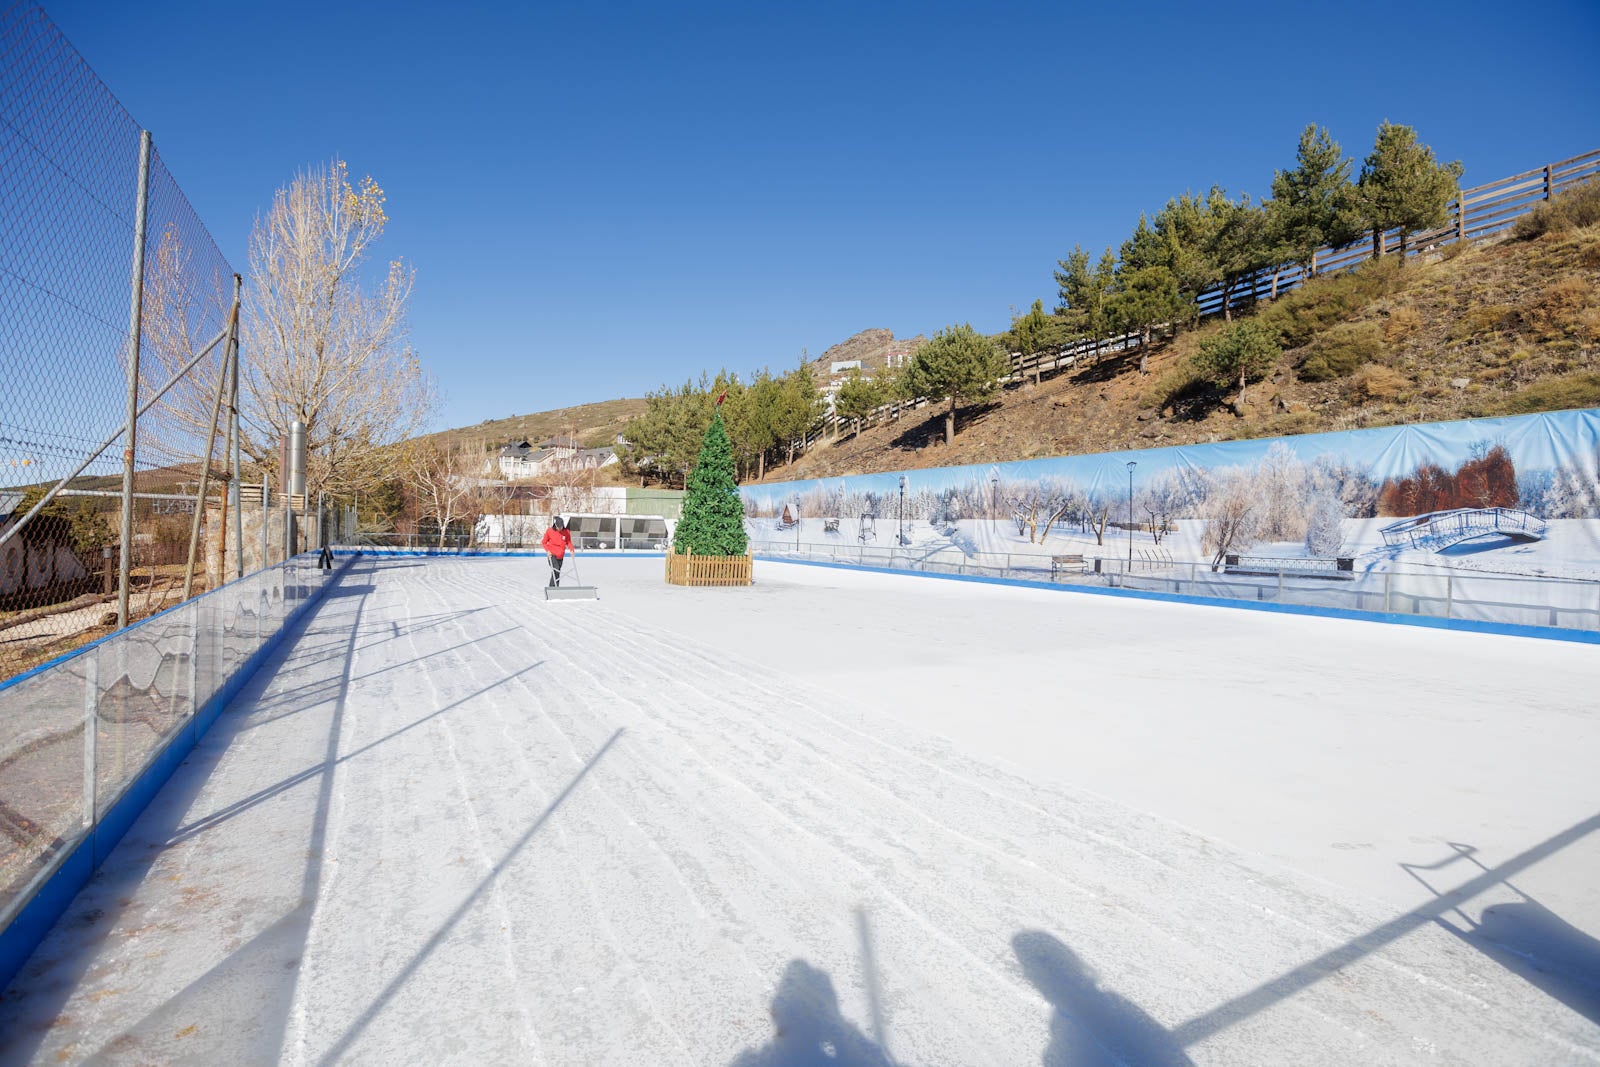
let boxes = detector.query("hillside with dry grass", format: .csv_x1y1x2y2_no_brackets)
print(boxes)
418,190,1598,489
765,209,1600,484
415,397,649,458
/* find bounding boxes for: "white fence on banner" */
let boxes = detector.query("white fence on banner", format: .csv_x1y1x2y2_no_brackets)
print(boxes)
749,539,1600,633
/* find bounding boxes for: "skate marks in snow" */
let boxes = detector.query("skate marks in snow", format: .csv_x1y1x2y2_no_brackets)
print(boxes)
438,560,1599,1064
310,728,625,1067
24,556,1584,1065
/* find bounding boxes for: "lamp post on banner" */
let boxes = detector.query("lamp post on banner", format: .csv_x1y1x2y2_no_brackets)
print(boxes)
990,473,999,537
898,475,907,547
1126,460,1138,568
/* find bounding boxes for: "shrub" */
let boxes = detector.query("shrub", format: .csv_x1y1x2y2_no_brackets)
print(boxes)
1146,358,1209,409
1257,259,1404,347
1381,306,1422,343
1511,178,1600,239
1445,303,1516,343
1493,373,1600,415
1578,230,1600,269
1350,364,1410,402
1299,322,1383,380
1193,320,1281,403
1519,276,1598,339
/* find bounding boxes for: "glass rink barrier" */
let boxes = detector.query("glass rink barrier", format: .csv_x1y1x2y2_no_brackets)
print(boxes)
748,540,1600,634
0,557,324,934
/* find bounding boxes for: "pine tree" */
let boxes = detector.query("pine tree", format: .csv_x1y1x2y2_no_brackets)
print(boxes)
1193,320,1281,405
1107,265,1184,372
1268,124,1360,279
901,324,1010,445
832,370,885,437
1356,122,1464,263
673,408,749,557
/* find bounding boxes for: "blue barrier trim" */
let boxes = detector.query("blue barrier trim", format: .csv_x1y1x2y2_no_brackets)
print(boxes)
0,554,361,994
756,556,1600,646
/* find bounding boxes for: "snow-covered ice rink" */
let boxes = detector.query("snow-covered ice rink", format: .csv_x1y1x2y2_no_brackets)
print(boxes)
2,555,1598,1065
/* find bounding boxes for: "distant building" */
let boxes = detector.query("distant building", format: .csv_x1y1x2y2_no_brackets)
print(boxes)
496,438,617,479
830,360,863,374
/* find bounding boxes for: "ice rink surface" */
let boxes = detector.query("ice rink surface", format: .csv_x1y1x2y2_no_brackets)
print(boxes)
2,555,1597,1065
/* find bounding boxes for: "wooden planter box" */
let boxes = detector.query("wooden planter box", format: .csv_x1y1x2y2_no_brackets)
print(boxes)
665,551,752,587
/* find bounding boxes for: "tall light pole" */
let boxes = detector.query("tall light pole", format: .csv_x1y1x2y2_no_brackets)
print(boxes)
898,475,908,546
1126,460,1137,568
990,473,999,535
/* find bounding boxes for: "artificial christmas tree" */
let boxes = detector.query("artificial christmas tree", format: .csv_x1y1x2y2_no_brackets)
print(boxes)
667,407,752,585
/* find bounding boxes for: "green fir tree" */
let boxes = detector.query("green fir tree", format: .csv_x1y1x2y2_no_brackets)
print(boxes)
673,408,749,556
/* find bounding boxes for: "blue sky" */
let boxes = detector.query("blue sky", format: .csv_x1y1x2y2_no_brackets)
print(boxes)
47,0,1600,432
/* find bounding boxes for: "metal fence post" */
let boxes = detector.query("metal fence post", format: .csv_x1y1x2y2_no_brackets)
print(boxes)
227,285,244,579
261,476,269,570
1384,570,1392,613
116,130,153,629
1445,574,1453,618
1277,569,1284,602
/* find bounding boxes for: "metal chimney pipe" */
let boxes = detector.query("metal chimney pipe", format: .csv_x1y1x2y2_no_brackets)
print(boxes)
288,420,307,499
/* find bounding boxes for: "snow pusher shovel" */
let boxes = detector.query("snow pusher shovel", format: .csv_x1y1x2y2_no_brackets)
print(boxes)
545,553,599,601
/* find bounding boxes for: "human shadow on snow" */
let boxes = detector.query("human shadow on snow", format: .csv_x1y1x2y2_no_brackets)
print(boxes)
726,959,896,1067
1013,930,1193,1067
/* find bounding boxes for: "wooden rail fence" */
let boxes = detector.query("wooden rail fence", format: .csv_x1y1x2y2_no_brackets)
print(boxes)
665,551,753,586
794,146,1600,456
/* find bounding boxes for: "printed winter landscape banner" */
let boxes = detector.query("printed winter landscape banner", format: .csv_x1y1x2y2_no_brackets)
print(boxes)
741,408,1600,630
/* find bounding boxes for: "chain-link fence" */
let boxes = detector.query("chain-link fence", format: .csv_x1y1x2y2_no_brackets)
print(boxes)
1,2,242,683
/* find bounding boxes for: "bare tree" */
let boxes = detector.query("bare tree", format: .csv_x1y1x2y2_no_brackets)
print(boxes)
1136,469,1192,546
241,160,436,500
1303,486,1346,556
403,442,480,548
138,224,234,466
1037,484,1087,545
1083,491,1116,546
1202,476,1260,568
1254,442,1308,543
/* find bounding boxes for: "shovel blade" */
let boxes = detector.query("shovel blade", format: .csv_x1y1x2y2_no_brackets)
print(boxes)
545,586,599,601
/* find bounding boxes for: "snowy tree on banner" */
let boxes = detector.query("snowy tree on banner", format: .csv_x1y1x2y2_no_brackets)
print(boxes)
673,406,750,556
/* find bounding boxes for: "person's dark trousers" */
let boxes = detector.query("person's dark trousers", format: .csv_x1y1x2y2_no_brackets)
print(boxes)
318,545,334,570
548,555,563,587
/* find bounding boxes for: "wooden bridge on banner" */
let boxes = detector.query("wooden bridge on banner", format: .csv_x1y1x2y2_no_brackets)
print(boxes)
1380,508,1548,551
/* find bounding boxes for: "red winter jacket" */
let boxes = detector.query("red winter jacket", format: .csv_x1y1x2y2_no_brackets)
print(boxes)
542,525,573,559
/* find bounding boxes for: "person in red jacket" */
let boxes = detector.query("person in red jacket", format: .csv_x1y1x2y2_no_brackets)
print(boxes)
542,515,575,587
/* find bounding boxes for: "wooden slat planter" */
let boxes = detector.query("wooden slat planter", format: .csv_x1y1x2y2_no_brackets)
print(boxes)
665,551,753,587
